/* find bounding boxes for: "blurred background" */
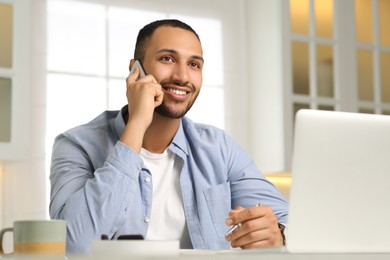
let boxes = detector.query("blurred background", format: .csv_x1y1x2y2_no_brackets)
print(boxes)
0,0,389,248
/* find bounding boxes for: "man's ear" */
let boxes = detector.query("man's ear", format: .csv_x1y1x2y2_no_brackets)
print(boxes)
129,59,136,71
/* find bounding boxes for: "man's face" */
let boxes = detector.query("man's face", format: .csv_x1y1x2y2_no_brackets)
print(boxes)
142,26,204,118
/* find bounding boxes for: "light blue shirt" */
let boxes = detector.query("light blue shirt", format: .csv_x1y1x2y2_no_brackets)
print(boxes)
49,107,288,254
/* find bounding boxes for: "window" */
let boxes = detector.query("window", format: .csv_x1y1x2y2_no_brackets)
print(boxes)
0,0,31,160
355,0,390,114
289,0,336,116
284,0,390,169
0,2,13,142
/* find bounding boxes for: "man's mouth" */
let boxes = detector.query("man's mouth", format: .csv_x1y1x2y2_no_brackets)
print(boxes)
166,88,187,96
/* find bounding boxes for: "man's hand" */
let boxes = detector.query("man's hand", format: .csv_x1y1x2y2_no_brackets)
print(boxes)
125,67,164,129
225,205,284,249
119,67,164,153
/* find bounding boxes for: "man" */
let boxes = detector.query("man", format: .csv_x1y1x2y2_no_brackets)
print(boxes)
50,19,288,254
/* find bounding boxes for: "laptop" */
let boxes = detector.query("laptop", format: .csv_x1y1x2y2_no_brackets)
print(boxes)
287,109,390,253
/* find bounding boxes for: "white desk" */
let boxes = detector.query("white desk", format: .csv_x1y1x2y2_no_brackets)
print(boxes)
66,250,390,260
7,250,390,259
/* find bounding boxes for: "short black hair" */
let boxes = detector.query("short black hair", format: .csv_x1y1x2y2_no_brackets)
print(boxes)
134,19,201,62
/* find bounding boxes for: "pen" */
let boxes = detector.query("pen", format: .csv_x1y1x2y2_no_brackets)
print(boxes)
225,223,241,236
225,203,262,237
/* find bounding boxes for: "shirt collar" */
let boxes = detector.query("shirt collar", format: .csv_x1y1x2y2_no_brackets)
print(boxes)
170,119,189,156
114,105,189,156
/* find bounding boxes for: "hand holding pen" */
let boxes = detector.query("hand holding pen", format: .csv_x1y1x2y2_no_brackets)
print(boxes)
225,203,284,249
225,203,262,236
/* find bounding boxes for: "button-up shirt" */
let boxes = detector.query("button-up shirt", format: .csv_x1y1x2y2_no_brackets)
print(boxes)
49,107,288,254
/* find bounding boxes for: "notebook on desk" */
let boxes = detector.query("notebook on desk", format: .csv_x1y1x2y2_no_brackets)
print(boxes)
287,109,390,253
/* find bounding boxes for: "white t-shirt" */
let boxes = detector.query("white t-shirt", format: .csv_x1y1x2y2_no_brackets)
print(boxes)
140,148,192,249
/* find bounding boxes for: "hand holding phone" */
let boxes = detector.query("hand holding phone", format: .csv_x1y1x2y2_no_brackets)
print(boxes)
129,60,146,80
122,59,163,152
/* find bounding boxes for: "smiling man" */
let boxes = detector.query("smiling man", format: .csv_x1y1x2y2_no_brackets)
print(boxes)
49,19,288,255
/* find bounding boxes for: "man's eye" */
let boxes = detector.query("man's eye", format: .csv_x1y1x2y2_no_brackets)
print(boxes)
189,62,200,69
161,56,173,62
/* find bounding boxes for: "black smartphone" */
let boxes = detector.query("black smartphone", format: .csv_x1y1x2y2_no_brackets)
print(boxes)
101,234,144,240
117,234,144,240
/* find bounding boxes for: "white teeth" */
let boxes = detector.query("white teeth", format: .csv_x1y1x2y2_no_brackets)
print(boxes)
167,88,186,95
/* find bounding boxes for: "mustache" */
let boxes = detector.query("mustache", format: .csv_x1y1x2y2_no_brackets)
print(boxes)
160,80,193,89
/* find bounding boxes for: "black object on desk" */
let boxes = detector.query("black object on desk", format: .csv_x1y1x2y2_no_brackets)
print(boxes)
101,234,144,240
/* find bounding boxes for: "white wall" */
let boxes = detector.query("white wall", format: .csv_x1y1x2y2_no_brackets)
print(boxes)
245,0,285,173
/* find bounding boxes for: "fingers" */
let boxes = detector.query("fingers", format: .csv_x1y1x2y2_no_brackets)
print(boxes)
230,230,283,249
126,80,163,112
126,70,162,106
226,210,269,240
127,67,158,85
153,87,164,107
227,204,269,225
225,205,283,248
124,71,163,131
126,67,140,84
231,227,282,249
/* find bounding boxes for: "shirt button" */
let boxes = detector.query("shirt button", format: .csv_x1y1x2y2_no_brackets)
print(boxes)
144,177,151,183
144,217,150,223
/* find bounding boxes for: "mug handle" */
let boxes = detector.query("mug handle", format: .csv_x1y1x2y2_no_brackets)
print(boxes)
0,227,13,256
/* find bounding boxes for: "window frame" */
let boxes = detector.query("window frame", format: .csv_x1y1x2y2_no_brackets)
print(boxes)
0,0,31,160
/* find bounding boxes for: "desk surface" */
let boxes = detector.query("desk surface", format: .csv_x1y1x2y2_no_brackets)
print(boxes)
71,250,390,260
7,250,390,259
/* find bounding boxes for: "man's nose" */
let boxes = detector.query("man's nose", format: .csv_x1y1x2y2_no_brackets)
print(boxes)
171,63,189,83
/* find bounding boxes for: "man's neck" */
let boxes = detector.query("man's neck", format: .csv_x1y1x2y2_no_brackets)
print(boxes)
142,113,180,154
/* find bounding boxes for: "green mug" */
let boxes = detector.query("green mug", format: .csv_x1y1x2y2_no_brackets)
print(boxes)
0,220,66,256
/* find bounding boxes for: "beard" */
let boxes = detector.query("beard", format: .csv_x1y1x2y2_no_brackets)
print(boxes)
155,91,199,119
155,80,200,119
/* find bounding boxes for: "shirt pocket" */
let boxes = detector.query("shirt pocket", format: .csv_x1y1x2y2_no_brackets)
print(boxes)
203,182,231,238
